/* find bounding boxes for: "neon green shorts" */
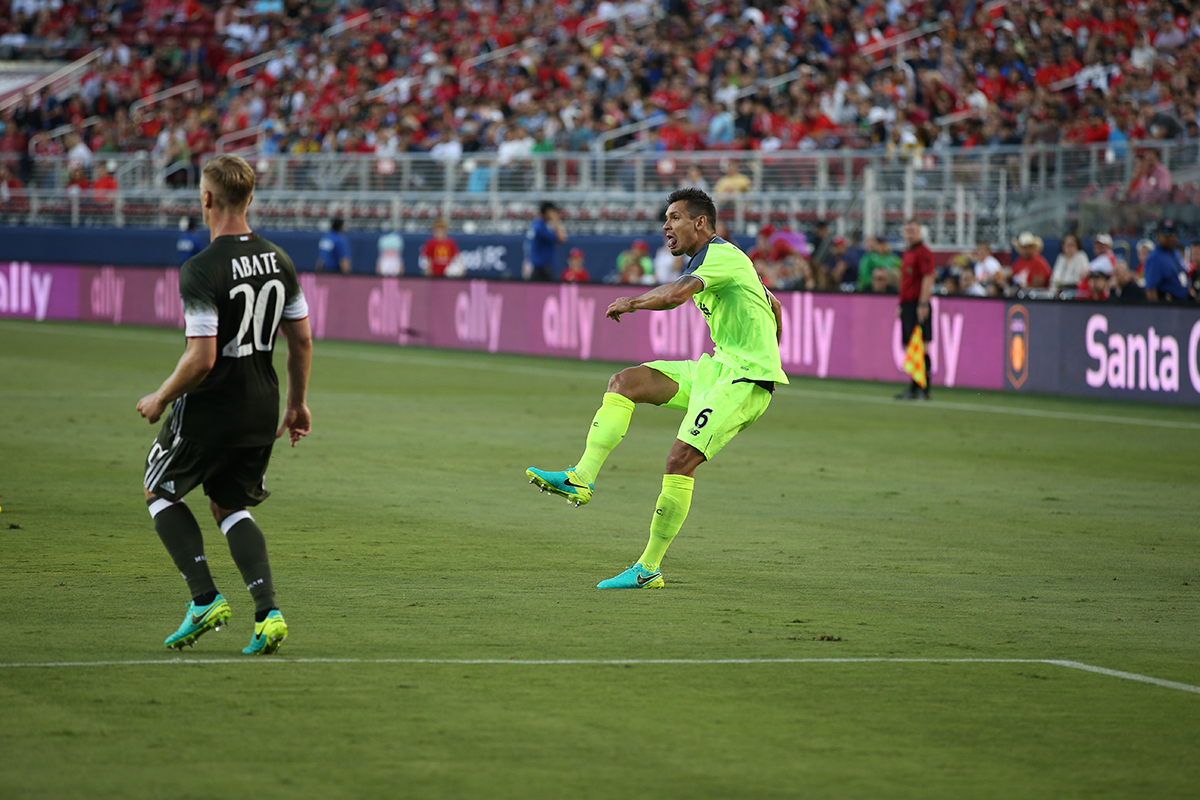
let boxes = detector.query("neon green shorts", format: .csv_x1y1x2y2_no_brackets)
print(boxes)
643,354,774,460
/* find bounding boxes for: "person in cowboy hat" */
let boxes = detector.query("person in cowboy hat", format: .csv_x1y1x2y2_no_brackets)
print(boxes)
1009,231,1051,290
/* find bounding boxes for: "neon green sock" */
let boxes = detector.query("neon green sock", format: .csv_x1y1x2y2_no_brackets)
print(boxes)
573,392,634,484
638,474,694,572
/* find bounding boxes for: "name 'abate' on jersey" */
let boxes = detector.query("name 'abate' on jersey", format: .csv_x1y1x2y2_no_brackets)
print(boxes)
230,252,281,280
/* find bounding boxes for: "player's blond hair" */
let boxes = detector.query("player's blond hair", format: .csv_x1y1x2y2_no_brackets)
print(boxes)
202,154,255,211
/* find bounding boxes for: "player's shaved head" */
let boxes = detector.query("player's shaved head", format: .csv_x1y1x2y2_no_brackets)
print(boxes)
202,154,255,211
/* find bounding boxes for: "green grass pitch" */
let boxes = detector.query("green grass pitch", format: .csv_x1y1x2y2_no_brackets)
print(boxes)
1,319,1198,799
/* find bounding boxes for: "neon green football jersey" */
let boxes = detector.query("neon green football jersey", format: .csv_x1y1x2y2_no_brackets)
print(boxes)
682,237,789,383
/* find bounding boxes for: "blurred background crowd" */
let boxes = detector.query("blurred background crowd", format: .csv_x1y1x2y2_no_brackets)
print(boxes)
2,0,1199,176
1,0,1198,298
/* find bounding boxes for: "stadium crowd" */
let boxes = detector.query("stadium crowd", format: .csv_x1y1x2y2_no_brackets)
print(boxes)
2,0,1200,177
1,0,1198,298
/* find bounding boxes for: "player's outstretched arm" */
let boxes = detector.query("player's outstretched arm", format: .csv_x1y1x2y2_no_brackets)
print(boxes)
136,336,217,423
277,317,313,447
606,275,703,322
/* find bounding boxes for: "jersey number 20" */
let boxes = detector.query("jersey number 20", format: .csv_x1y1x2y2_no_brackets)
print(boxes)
223,279,286,358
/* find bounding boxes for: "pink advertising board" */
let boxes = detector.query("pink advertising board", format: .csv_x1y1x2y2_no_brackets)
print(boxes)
2,263,1007,390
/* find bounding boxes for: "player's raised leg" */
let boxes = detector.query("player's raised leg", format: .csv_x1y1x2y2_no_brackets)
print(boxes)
526,366,677,507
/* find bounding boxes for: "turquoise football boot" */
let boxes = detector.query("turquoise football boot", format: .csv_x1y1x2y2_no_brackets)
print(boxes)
164,594,231,650
526,467,594,507
597,563,664,589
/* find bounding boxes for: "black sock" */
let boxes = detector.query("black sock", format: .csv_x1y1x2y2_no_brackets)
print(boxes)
193,590,219,606
220,512,277,615
254,608,278,623
149,499,218,601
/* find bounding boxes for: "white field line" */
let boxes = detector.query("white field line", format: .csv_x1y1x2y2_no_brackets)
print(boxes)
779,387,1200,431
3,319,1198,429
1,657,1197,694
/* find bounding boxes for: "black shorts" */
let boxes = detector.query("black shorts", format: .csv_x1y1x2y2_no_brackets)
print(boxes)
143,425,273,509
899,300,933,344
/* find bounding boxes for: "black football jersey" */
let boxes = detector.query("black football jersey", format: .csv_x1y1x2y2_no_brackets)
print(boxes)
172,232,308,447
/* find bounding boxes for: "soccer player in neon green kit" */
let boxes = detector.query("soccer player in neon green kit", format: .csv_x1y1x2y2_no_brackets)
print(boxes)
527,188,787,588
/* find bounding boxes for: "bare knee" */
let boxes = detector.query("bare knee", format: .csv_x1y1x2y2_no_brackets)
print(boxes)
209,498,240,524
665,441,706,477
607,366,678,405
606,368,639,397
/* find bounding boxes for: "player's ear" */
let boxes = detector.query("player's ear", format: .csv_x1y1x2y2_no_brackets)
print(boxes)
246,191,254,209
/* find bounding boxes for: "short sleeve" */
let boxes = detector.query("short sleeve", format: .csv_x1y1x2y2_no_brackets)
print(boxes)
283,286,309,320
919,247,935,277
179,259,219,337
279,251,309,320
686,242,732,292
1143,256,1161,289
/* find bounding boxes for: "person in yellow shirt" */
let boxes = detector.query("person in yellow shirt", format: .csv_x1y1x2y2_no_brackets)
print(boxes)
713,159,752,194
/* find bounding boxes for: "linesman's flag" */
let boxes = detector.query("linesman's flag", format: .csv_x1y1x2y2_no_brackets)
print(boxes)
903,326,927,389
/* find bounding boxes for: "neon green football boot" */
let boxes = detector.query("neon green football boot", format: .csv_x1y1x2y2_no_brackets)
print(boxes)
164,594,231,650
242,609,288,655
526,467,594,507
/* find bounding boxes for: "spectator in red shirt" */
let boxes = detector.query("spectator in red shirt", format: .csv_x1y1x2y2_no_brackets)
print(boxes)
1075,259,1111,302
1009,232,1052,289
418,219,463,277
92,160,119,199
896,219,934,400
975,63,1005,102
65,164,91,194
1127,148,1171,205
747,224,775,264
561,247,590,283
1081,109,1111,143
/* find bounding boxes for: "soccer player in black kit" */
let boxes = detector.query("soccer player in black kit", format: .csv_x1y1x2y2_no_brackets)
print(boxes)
138,154,313,655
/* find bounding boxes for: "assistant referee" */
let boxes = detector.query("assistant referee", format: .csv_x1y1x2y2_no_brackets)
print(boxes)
896,219,935,400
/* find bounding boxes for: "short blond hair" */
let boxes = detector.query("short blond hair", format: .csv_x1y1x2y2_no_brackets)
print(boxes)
202,154,255,211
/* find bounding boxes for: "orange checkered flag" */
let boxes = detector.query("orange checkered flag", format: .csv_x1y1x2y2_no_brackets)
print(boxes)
902,325,927,389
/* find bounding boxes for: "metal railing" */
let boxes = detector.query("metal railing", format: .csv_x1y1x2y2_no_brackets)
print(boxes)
458,38,543,82
577,1,663,45
0,48,103,114
215,123,267,155
226,8,386,88
6,142,1199,242
859,21,942,57
129,80,203,116
28,116,102,156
